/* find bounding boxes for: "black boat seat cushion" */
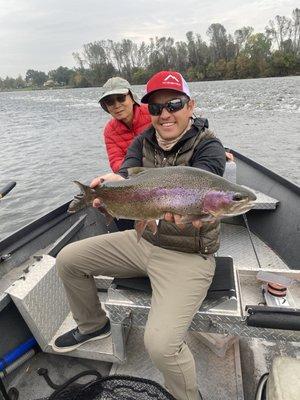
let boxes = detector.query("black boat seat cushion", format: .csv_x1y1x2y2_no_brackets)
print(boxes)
113,256,236,301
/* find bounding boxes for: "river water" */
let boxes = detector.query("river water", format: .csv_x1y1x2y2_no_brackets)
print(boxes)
0,76,299,240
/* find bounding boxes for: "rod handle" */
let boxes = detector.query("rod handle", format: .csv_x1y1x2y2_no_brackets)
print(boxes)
0,182,16,199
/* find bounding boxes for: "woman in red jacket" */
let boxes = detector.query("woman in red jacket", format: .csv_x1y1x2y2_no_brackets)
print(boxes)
99,77,151,173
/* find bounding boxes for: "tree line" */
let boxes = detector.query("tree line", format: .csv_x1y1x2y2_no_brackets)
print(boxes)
1,9,299,91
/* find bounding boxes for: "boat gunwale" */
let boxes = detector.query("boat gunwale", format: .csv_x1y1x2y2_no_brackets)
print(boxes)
231,149,300,195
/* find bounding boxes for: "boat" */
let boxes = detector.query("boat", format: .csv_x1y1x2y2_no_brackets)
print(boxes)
0,150,299,400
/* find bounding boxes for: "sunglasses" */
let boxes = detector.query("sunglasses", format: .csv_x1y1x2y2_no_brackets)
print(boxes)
103,94,127,107
148,98,189,116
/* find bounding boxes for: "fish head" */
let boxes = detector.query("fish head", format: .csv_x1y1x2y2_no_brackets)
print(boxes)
203,186,257,218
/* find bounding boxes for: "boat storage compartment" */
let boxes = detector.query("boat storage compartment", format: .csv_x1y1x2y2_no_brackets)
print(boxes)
5,255,120,364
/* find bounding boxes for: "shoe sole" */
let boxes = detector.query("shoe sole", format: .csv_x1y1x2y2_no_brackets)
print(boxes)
52,331,111,353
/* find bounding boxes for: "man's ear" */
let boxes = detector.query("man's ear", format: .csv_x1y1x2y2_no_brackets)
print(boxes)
187,99,195,116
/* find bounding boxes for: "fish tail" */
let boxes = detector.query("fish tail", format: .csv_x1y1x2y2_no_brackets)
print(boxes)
68,181,97,213
73,181,91,194
73,181,93,201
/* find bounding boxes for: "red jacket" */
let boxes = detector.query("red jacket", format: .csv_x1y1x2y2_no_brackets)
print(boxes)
103,104,151,172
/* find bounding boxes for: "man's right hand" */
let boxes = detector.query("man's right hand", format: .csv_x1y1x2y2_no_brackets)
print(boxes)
90,173,125,208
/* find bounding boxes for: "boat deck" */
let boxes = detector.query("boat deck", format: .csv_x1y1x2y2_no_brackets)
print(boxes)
218,222,288,270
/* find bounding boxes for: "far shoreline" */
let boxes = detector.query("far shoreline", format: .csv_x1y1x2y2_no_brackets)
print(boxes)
1,74,299,94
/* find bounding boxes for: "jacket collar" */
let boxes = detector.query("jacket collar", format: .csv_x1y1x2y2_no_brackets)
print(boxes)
144,117,208,151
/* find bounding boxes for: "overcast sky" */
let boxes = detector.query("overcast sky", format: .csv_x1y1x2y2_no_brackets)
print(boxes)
0,0,298,78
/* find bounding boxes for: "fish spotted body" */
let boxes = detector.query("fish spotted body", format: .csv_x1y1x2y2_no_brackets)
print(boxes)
69,166,256,240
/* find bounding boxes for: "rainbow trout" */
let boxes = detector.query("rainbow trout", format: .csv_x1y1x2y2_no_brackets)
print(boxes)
69,166,256,240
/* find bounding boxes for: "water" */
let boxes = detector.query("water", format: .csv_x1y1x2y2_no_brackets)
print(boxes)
0,76,299,240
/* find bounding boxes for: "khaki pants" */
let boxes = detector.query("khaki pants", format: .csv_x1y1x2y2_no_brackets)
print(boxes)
56,230,215,400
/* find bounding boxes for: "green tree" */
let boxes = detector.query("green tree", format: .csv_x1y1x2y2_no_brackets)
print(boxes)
131,67,150,84
235,54,252,78
25,69,48,86
15,75,26,89
207,23,228,61
266,15,292,51
234,26,254,55
79,41,116,85
270,50,298,75
225,60,236,79
48,66,75,85
175,41,189,73
245,33,271,58
215,59,227,78
68,70,91,87
186,66,204,81
291,8,300,54
147,37,177,73
205,62,218,80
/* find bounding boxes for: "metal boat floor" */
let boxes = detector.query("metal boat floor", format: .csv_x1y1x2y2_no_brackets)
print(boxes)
5,352,111,400
110,327,244,400
218,223,288,270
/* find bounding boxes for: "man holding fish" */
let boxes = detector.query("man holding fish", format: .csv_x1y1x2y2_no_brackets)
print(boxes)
54,71,256,400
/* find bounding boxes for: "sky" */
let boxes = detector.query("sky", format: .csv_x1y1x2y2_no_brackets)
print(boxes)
0,0,298,78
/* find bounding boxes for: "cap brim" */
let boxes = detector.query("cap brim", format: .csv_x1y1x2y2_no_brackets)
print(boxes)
141,88,188,104
98,88,129,103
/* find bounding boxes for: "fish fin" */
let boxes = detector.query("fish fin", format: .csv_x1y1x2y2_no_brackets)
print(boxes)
135,220,148,242
127,167,148,176
135,219,157,242
97,206,114,226
147,220,158,235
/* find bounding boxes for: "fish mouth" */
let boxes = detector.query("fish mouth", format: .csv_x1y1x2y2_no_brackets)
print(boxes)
224,191,257,217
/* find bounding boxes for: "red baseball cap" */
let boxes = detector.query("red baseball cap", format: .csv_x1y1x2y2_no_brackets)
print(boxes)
141,71,191,103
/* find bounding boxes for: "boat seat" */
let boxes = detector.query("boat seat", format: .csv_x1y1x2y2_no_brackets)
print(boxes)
223,160,236,183
247,187,279,210
113,256,236,302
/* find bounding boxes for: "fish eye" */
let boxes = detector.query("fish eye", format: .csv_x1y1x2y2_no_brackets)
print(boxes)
233,193,246,201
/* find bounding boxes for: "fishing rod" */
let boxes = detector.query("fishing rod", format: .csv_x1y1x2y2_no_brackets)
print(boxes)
0,182,16,200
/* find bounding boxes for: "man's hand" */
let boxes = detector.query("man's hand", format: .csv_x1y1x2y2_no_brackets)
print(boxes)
90,173,125,208
225,152,234,161
164,212,204,229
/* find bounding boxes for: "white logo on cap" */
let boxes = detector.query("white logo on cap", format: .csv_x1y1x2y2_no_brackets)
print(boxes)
163,74,180,83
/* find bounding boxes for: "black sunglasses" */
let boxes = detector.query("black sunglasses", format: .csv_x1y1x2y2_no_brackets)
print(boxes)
102,94,127,107
148,98,189,116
